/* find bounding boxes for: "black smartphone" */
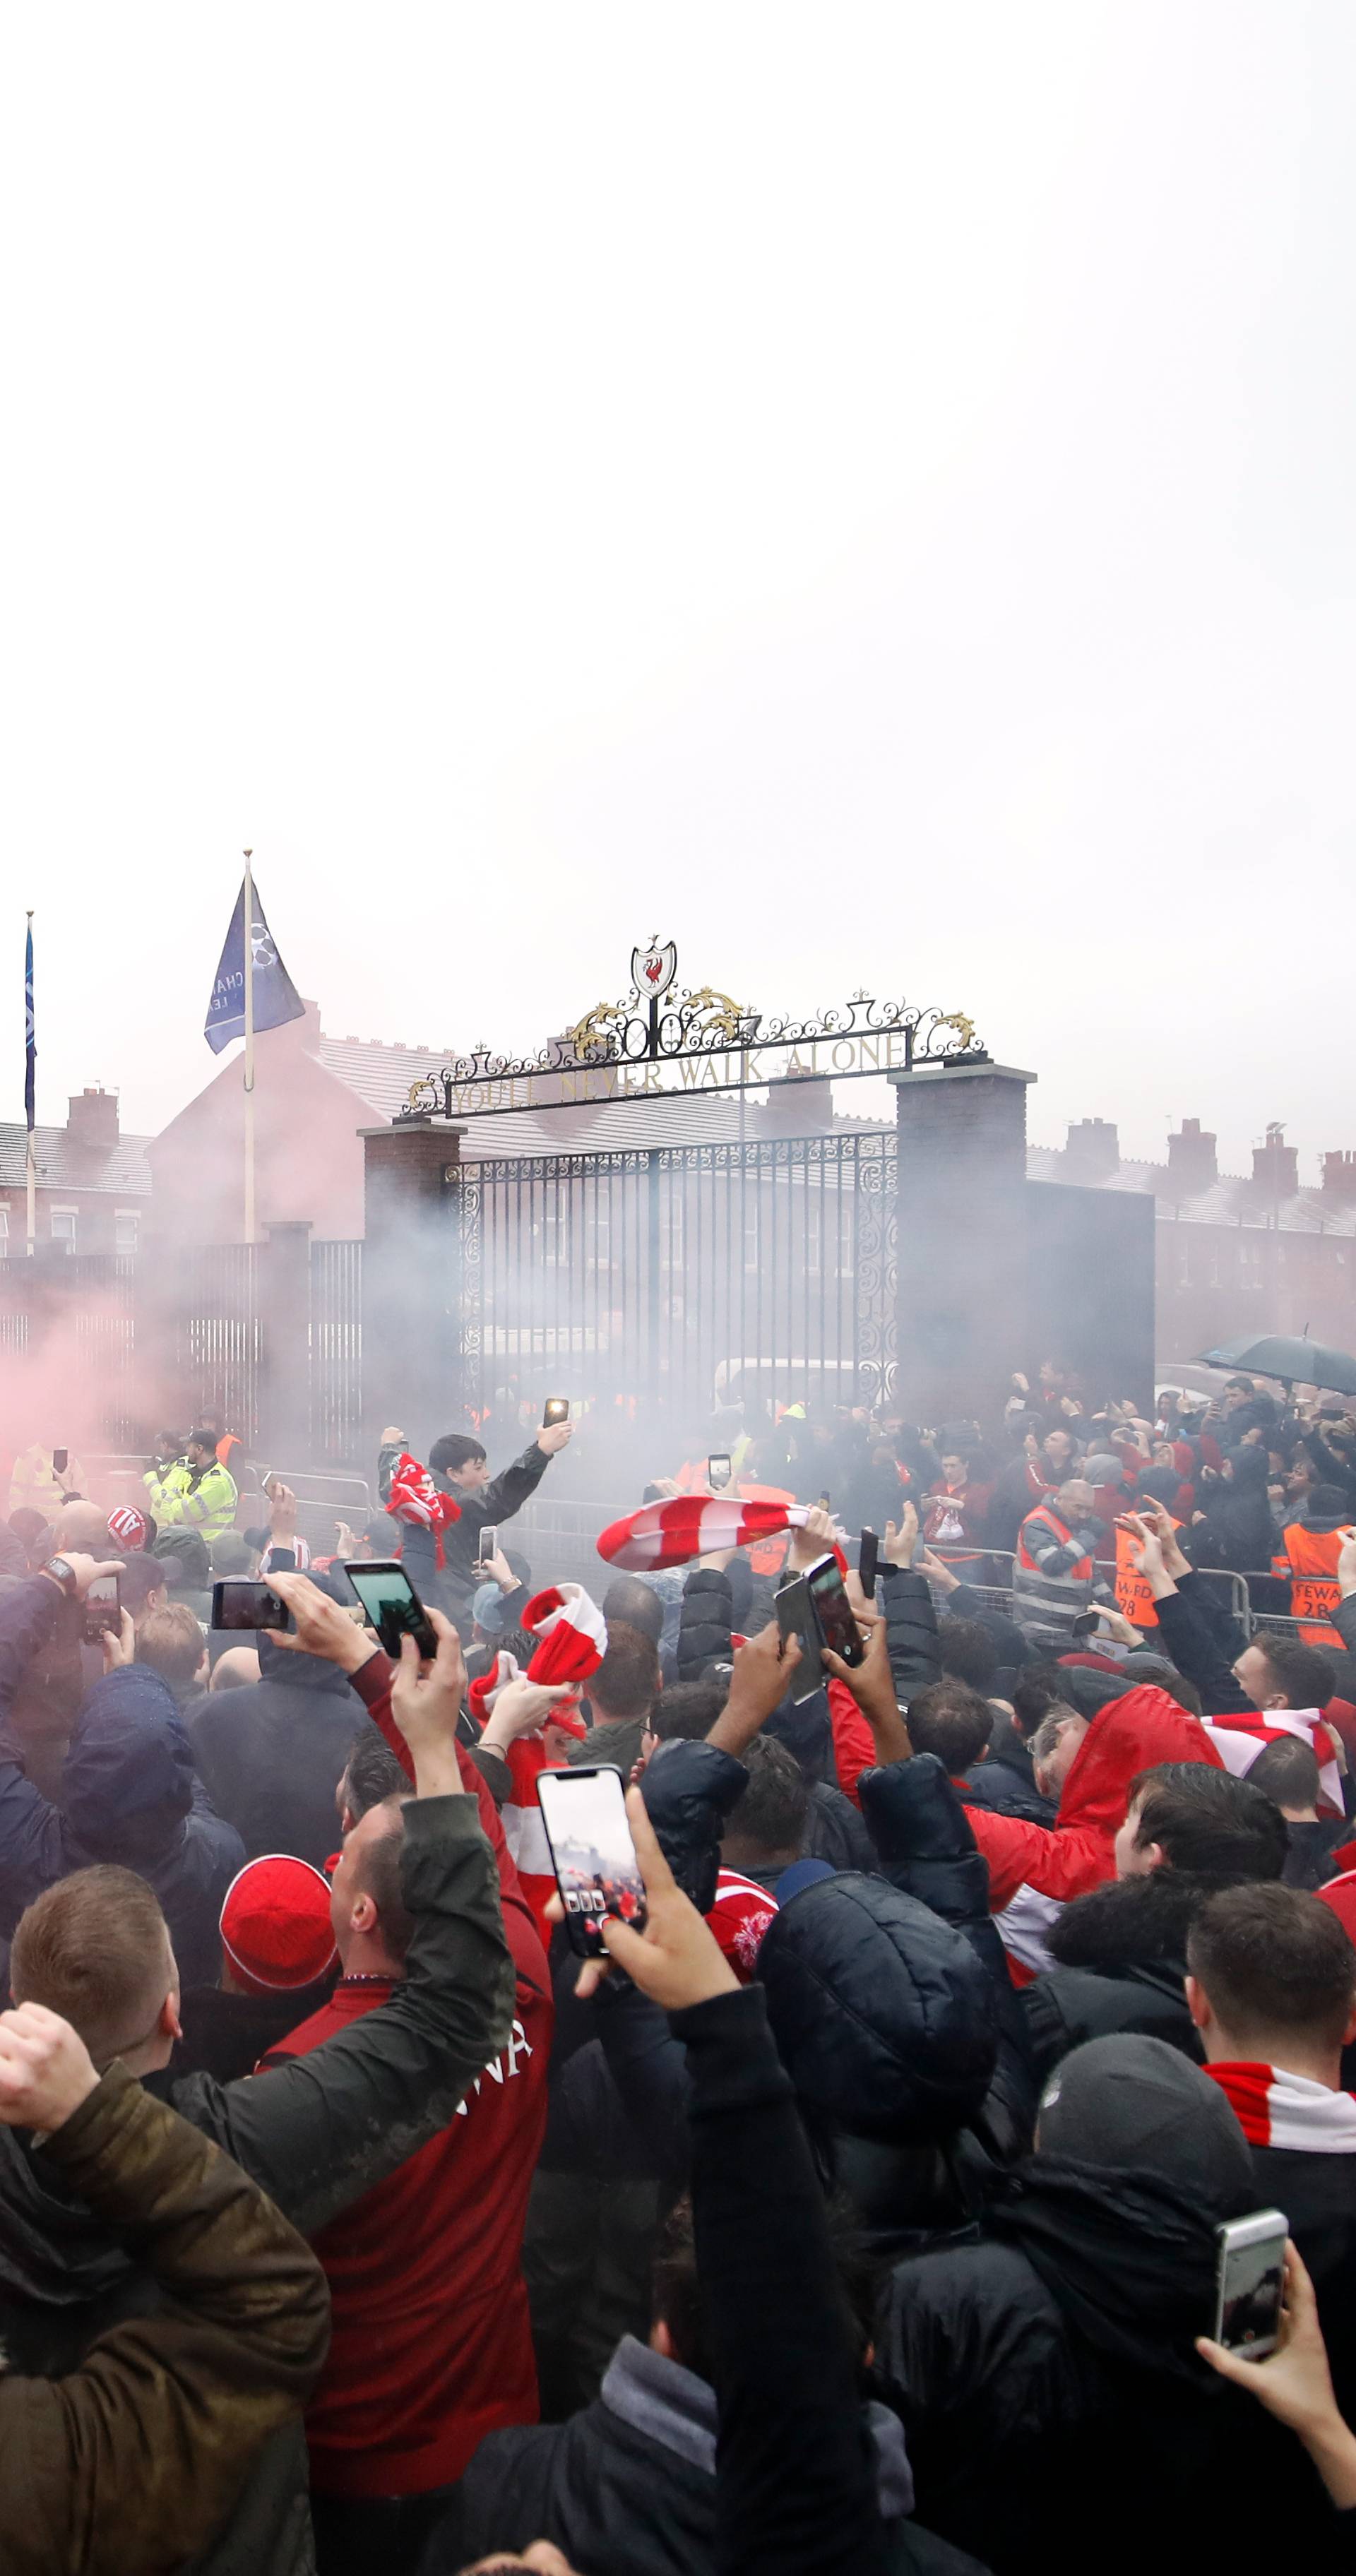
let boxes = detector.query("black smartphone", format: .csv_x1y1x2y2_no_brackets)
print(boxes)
806,1551,865,1667
817,1490,831,1512
536,1765,648,1957
83,1571,121,1643
543,1395,570,1426
858,1528,880,1595
52,1448,69,1476
775,1575,824,1702
708,1453,732,1491
212,1578,294,1633
341,1559,439,1659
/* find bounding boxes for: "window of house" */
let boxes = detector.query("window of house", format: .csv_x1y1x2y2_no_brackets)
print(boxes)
50,1207,77,1247
114,1209,139,1256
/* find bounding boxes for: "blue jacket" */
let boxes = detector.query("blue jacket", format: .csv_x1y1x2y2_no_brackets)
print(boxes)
0,1578,244,1986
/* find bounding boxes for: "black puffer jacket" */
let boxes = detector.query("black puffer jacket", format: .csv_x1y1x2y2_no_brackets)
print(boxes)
1021,1871,1207,2080
674,1568,736,1681
881,1566,941,1707
639,1736,748,1914
756,1869,1006,2248
859,1755,1037,2161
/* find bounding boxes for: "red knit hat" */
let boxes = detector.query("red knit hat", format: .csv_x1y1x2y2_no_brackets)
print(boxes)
220,1854,337,1996
108,1505,148,1551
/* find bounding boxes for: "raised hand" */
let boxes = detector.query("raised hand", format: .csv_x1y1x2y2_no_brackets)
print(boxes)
0,2003,99,2135
572,1787,738,2007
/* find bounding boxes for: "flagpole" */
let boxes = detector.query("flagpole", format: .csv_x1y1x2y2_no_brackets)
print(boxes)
24,912,35,1252
242,850,256,1246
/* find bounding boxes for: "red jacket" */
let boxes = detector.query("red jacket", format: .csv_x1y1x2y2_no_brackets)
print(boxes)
268,1654,552,2498
959,1686,1225,1912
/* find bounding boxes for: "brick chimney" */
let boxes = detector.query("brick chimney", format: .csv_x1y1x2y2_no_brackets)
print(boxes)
1321,1150,1356,1207
66,1087,119,1150
1064,1117,1119,1182
1252,1121,1298,1199
1166,1116,1218,1196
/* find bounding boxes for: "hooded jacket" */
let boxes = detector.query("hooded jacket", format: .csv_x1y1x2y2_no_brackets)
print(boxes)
958,1688,1225,1912
186,1637,365,1871
875,2037,1338,2574
0,1641,245,1988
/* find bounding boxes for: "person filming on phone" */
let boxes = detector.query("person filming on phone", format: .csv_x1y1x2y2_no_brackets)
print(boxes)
379,1412,574,1636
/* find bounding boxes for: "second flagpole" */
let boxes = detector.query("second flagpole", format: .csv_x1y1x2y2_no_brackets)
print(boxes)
242,849,256,1245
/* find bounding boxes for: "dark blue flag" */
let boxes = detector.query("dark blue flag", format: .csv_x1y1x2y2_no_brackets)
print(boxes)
204,878,306,1054
24,919,35,1131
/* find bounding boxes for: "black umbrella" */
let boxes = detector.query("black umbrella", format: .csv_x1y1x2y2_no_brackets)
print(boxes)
1195,1332,1356,1397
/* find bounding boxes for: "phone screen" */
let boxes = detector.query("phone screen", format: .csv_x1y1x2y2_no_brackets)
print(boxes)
212,1578,293,1633
83,1573,121,1641
817,1490,831,1511
52,1448,69,1476
342,1560,438,1659
543,1396,570,1426
775,1576,824,1702
536,1765,648,1957
708,1453,732,1491
858,1528,880,1594
807,1552,865,1666
1215,2219,1287,2359
476,1525,499,1570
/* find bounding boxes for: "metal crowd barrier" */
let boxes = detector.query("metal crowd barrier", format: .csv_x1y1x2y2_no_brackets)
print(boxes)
924,1549,1017,1621
266,1471,375,1557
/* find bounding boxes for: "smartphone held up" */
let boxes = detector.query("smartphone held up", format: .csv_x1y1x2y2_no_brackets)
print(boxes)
212,1578,295,1634
536,1765,648,1957
340,1560,439,1661
83,1572,121,1645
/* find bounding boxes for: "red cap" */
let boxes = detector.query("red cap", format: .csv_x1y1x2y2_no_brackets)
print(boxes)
108,1505,148,1551
220,1854,337,1996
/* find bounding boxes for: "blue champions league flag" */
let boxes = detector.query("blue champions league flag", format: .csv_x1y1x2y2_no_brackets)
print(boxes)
204,876,306,1054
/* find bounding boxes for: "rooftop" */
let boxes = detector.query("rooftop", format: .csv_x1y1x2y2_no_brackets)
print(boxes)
1027,1141,1356,1236
0,1122,151,1196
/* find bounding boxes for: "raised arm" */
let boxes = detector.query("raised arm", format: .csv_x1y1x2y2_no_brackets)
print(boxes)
177,1579,515,2233
0,2007,329,2576
600,1796,890,2576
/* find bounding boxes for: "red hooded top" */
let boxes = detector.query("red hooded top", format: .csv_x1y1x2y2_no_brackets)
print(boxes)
961,1686,1225,1912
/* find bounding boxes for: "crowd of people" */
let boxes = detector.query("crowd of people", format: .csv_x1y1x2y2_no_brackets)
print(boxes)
0,1356,1355,2571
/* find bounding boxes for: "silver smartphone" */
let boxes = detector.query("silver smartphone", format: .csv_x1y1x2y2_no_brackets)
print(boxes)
1213,2209,1288,2360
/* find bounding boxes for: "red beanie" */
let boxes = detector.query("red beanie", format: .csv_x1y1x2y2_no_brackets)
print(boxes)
220,1854,337,1996
108,1505,148,1551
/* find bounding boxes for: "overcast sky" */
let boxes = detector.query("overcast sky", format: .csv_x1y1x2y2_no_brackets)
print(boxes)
3,3,1352,1176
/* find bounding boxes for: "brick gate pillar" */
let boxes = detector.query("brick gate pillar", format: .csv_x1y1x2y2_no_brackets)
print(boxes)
888,1061,1035,1429
359,1119,466,1457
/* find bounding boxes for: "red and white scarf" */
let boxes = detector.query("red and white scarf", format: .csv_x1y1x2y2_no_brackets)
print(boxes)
470,1585,609,1941
385,1451,462,1569
1202,1710,1343,1814
598,1495,811,1573
1206,2062,1356,2152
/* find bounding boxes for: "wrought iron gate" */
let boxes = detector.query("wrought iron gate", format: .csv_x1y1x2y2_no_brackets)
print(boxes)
456,1131,896,1426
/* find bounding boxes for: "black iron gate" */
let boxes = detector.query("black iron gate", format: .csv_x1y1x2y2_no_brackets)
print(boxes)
456,1131,896,1425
